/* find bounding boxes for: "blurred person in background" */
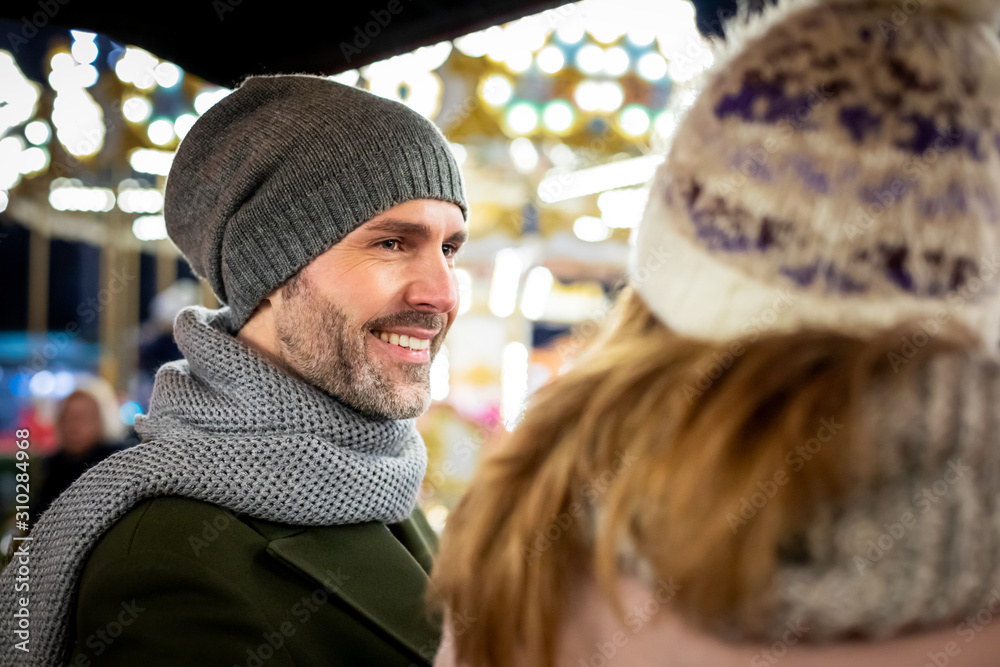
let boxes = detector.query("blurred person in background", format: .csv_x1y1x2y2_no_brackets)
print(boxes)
431,0,1000,665
32,386,126,519
0,74,467,666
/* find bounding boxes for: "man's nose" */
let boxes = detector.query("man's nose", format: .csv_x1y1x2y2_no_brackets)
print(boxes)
405,250,459,313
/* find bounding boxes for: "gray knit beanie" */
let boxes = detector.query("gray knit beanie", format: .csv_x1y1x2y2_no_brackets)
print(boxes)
164,74,468,330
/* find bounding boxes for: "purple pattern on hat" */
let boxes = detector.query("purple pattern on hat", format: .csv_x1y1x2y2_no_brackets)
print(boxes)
974,186,1000,224
887,57,942,93
758,218,784,250
878,244,913,290
780,262,867,293
683,181,780,253
839,106,882,143
884,29,899,52
923,251,947,296
859,177,909,207
895,115,981,159
788,155,829,193
950,257,980,291
690,208,751,252
958,129,983,161
839,164,860,182
714,73,816,126
757,221,775,250
918,183,968,218
773,249,985,298
781,263,818,286
896,114,945,154
644,0,1000,346
730,147,773,182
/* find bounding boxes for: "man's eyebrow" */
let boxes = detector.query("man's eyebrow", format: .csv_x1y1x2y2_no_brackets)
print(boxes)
363,219,468,245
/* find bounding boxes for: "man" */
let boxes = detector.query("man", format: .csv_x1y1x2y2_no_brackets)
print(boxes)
0,74,467,666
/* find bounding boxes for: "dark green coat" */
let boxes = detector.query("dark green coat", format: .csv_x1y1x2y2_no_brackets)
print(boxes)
68,496,442,666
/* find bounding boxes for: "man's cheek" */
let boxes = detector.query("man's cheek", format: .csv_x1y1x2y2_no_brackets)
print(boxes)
435,319,455,353
444,308,459,335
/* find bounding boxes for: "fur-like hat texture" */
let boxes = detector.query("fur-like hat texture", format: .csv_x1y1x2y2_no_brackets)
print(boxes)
631,0,1000,347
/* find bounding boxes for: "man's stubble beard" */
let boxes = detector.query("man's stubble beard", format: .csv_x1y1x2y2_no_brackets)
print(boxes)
274,273,442,420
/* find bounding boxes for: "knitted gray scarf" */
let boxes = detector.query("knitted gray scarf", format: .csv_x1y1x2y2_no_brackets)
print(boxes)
0,305,428,666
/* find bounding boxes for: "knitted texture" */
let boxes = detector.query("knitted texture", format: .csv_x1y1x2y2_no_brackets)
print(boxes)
622,0,1000,642
766,350,1000,639
164,74,468,330
631,0,1000,343
0,305,427,665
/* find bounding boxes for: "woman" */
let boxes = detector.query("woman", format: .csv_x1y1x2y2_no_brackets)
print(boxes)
432,0,1000,664
34,386,125,519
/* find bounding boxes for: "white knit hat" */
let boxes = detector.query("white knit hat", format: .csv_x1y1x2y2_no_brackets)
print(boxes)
631,0,1000,346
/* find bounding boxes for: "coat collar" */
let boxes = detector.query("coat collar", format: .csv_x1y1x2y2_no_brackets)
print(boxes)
245,510,441,664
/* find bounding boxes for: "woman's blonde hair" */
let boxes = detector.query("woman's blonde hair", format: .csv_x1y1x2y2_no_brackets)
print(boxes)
429,285,978,667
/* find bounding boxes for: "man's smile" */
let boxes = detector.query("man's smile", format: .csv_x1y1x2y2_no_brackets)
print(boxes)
369,328,434,362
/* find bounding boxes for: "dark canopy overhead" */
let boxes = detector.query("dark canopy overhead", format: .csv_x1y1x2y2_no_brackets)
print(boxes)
2,0,573,87
0,0,759,88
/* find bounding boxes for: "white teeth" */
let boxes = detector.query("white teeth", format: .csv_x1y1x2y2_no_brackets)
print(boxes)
374,330,430,352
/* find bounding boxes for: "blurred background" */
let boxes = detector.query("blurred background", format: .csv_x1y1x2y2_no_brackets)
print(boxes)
0,0,748,533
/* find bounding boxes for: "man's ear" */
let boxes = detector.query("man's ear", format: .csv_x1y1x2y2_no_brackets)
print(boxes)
236,295,275,341
263,269,302,311
262,290,280,310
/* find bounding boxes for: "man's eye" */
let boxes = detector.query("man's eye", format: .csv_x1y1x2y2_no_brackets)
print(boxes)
379,240,400,251
443,244,458,257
